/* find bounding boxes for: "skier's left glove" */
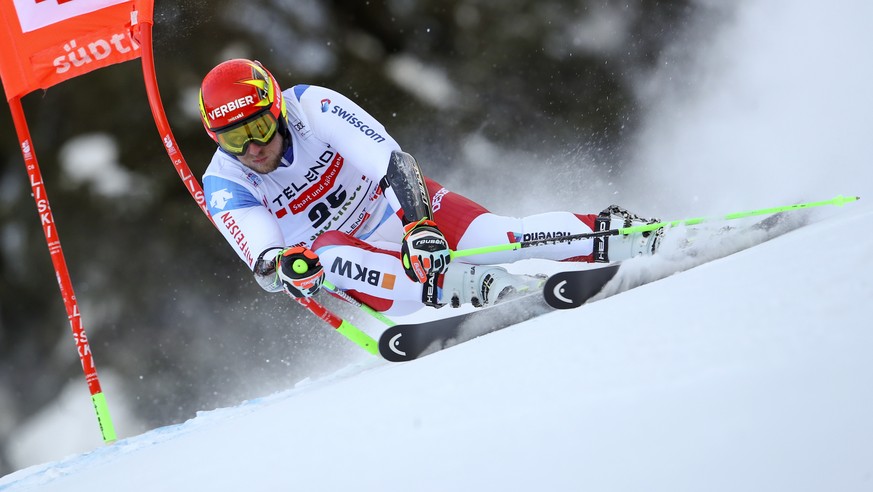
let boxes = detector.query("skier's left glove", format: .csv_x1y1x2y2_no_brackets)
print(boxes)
277,246,325,298
401,219,451,283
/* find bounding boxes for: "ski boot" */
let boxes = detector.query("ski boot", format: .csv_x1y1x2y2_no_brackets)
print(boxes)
593,205,663,262
439,263,545,308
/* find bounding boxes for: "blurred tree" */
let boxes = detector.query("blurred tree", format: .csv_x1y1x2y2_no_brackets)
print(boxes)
0,0,695,474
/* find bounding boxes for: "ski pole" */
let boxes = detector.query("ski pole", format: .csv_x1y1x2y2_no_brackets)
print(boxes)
452,194,861,259
323,281,396,327
291,294,379,355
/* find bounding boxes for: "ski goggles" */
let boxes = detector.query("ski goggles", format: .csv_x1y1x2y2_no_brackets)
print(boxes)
215,111,279,156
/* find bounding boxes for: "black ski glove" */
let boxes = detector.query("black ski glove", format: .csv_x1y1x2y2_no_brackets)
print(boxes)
401,219,451,282
277,246,325,298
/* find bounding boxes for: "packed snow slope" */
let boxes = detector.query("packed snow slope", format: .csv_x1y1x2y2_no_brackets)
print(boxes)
1,203,871,491
4,0,872,489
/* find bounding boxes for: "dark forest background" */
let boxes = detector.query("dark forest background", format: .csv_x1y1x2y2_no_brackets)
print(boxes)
0,0,709,474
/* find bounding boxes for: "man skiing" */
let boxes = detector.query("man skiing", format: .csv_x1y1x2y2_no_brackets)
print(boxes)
199,58,660,315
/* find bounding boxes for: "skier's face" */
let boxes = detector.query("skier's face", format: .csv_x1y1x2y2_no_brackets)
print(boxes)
237,132,284,174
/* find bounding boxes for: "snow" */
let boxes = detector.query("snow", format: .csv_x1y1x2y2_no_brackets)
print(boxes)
624,0,873,218
4,0,873,489
1,204,871,491
385,54,460,110
58,134,137,198
5,372,146,472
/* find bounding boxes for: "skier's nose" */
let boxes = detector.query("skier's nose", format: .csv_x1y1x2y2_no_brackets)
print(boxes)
246,142,265,156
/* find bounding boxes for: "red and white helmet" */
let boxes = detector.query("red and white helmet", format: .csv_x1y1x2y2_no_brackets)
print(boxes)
198,59,287,154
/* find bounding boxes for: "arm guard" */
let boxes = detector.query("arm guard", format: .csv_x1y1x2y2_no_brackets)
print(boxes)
382,150,432,225
253,246,285,292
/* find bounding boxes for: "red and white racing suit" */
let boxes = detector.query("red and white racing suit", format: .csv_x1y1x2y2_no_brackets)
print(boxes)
204,85,598,315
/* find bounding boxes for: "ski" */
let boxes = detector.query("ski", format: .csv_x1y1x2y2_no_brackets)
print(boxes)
542,211,803,309
543,264,621,309
379,211,809,362
378,264,620,362
378,291,553,362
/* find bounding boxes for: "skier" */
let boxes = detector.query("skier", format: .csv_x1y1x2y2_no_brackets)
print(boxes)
199,58,660,315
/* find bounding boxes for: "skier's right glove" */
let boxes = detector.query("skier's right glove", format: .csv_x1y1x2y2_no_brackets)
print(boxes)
277,246,325,298
401,219,451,283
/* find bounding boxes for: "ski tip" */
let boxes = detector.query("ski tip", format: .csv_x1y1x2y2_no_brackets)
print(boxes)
378,327,413,362
543,264,621,310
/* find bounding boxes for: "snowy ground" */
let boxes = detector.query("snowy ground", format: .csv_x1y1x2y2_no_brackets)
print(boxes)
2,201,871,491
4,0,873,489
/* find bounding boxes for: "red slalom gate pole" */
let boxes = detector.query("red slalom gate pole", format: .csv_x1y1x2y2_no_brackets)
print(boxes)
295,296,378,354
137,19,211,224
8,96,117,443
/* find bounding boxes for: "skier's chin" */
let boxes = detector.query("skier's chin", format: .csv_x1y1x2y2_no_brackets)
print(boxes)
241,154,281,174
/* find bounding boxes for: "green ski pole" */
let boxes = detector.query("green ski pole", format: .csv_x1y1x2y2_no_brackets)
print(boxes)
452,195,860,260
323,280,396,327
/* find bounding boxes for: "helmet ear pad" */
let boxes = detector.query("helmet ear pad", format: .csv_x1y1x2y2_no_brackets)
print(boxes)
276,114,292,154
